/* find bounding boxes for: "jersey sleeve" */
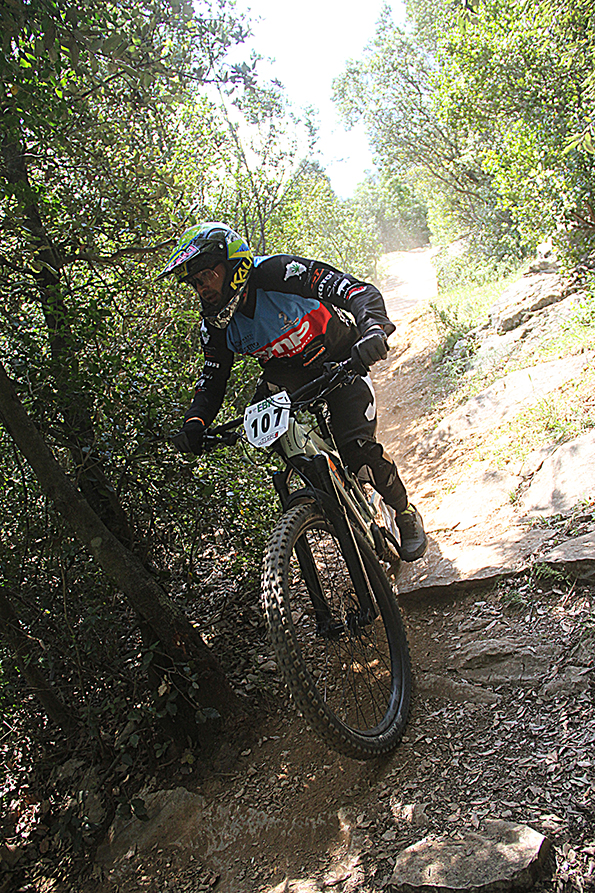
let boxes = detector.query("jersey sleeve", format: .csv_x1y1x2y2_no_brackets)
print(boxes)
183,321,235,427
254,255,396,337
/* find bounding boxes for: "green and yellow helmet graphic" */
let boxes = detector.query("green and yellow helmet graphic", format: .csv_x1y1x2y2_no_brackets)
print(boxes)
156,222,254,327
156,222,252,282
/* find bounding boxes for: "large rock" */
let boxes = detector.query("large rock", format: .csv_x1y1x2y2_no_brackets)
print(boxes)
540,629,594,695
429,463,521,531
95,787,207,868
391,820,550,892
416,673,502,704
452,637,560,685
469,291,588,379
424,353,592,445
521,430,595,517
397,524,551,598
490,271,570,333
96,786,340,884
542,531,595,579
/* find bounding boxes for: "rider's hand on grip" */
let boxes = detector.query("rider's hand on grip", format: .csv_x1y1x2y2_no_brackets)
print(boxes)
351,327,389,375
171,419,205,455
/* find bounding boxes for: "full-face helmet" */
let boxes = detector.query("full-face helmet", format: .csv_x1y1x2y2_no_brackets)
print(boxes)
156,222,253,327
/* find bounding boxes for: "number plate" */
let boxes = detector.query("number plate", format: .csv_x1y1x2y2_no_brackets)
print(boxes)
244,392,291,447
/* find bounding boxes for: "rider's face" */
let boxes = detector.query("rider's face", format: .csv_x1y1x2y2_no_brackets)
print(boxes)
189,263,226,305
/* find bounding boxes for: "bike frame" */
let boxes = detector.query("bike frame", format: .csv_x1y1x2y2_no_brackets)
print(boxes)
273,418,376,537
203,361,398,626
269,408,383,624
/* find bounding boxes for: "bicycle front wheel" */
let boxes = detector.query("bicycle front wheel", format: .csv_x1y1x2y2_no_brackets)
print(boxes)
262,503,411,759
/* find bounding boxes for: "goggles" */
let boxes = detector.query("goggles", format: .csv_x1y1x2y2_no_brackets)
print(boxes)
187,268,218,292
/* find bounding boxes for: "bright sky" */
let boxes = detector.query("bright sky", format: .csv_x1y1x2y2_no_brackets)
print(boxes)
230,0,407,198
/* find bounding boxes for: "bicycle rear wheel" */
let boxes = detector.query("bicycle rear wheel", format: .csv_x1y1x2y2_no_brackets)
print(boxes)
262,503,411,759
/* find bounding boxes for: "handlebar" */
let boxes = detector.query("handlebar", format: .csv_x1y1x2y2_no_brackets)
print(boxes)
289,357,358,408
200,358,360,451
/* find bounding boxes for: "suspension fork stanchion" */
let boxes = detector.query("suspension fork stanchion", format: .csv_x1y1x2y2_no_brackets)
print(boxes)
294,537,337,632
272,465,335,630
311,454,378,623
272,467,291,510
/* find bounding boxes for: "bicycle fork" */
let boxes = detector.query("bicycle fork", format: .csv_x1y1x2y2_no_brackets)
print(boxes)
308,454,379,630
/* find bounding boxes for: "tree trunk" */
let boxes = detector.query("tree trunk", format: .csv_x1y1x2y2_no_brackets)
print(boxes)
0,588,78,732
0,361,239,728
1,129,133,546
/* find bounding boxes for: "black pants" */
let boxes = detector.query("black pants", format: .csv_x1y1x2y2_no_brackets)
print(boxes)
258,370,408,513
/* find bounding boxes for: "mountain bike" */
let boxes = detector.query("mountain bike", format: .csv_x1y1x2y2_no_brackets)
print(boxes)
202,359,412,760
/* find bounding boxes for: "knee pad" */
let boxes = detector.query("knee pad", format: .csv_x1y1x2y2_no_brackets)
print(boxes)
340,439,407,512
341,439,394,484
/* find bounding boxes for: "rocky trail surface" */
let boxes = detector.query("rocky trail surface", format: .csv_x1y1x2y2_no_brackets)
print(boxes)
91,251,595,893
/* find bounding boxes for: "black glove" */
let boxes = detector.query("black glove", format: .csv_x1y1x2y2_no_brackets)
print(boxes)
351,327,389,375
171,419,205,455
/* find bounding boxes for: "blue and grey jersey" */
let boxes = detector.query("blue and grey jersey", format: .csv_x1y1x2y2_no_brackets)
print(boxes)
184,254,395,427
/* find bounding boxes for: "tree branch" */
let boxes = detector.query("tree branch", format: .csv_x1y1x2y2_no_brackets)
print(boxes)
63,238,175,267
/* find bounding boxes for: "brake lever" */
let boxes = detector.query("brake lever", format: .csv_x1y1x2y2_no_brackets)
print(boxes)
202,430,242,453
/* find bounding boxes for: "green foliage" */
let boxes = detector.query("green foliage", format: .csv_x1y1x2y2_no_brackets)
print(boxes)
262,162,382,279
334,0,595,264
1,0,249,259
502,385,595,455
531,563,571,584
432,241,523,291
351,171,430,253
430,302,473,356
333,4,521,261
430,260,520,340
496,563,573,613
0,3,273,877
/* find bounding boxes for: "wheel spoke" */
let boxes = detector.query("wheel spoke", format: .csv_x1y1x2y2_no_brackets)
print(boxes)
289,523,397,733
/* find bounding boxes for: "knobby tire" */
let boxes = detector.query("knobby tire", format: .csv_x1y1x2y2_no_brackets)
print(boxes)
262,503,411,759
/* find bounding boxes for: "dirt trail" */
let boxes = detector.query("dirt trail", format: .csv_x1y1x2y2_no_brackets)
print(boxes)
378,248,438,319
373,248,445,514
373,251,538,599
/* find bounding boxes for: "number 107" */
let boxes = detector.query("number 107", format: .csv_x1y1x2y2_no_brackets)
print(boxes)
251,405,285,438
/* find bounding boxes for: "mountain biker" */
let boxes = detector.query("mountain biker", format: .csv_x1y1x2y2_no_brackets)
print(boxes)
158,222,427,562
